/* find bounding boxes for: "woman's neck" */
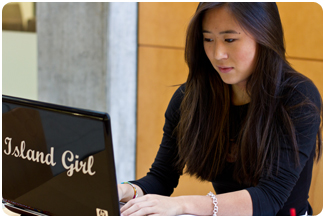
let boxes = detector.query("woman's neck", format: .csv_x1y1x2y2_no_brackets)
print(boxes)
231,84,250,106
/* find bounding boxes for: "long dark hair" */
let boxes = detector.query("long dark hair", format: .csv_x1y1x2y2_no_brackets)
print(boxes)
176,2,322,186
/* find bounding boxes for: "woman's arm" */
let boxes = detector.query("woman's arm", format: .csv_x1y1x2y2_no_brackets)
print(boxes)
120,189,253,216
180,190,253,216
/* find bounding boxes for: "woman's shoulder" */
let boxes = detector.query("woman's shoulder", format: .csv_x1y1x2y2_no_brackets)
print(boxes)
283,72,321,108
165,83,186,119
175,83,186,98
169,83,186,106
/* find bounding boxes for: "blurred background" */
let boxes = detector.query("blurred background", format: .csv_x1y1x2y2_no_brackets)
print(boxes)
2,2,323,215
3,2,36,98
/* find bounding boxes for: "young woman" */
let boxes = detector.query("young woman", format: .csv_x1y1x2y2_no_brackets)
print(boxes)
118,2,322,216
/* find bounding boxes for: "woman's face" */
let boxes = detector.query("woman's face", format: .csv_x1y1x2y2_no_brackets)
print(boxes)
202,6,257,89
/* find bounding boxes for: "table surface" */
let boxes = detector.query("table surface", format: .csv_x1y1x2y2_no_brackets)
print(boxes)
3,207,21,216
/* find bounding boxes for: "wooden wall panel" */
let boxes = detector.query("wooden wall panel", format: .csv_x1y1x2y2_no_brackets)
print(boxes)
137,2,323,214
138,2,198,48
278,2,323,60
137,46,188,178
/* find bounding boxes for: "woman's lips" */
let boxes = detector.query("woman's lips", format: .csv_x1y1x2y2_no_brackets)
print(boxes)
217,66,234,73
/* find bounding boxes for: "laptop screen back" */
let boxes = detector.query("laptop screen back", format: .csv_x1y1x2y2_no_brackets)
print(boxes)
2,95,120,216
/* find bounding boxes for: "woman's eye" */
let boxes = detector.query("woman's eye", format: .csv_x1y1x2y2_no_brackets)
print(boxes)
225,39,236,43
204,38,213,42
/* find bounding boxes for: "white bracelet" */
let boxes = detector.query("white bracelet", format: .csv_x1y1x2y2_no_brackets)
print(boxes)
207,191,218,216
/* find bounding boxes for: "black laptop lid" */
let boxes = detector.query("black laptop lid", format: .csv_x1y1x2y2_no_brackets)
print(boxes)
2,95,120,216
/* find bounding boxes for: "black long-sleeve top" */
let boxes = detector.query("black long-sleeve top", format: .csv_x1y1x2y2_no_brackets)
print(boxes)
132,77,321,216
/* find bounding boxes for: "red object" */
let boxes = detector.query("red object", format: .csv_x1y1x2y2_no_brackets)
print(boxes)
290,208,296,216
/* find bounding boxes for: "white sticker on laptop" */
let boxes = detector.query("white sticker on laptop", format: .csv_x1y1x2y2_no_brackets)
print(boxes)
3,137,96,177
96,208,108,216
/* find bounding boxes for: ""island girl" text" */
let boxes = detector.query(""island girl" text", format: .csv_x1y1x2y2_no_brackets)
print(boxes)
3,137,96,177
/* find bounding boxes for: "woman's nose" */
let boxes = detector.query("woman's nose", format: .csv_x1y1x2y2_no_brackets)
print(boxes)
214,43,228,60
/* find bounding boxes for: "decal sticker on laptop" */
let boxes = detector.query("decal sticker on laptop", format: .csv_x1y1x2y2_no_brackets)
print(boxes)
3,137,96,177
96,208,109,216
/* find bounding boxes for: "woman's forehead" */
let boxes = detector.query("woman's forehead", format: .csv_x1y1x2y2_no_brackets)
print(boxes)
202,7,243,33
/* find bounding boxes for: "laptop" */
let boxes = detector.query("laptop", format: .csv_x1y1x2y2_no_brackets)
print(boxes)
2,95,121,216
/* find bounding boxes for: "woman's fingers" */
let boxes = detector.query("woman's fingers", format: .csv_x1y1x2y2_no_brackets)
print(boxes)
121,195,156,216
121,195,147,212
121,194,183,216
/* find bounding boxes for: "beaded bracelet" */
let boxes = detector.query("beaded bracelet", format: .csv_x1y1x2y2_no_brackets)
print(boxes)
121,182,138,199
207,191,218,216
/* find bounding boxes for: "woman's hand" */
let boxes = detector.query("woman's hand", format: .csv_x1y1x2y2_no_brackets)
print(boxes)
120,194,184,216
